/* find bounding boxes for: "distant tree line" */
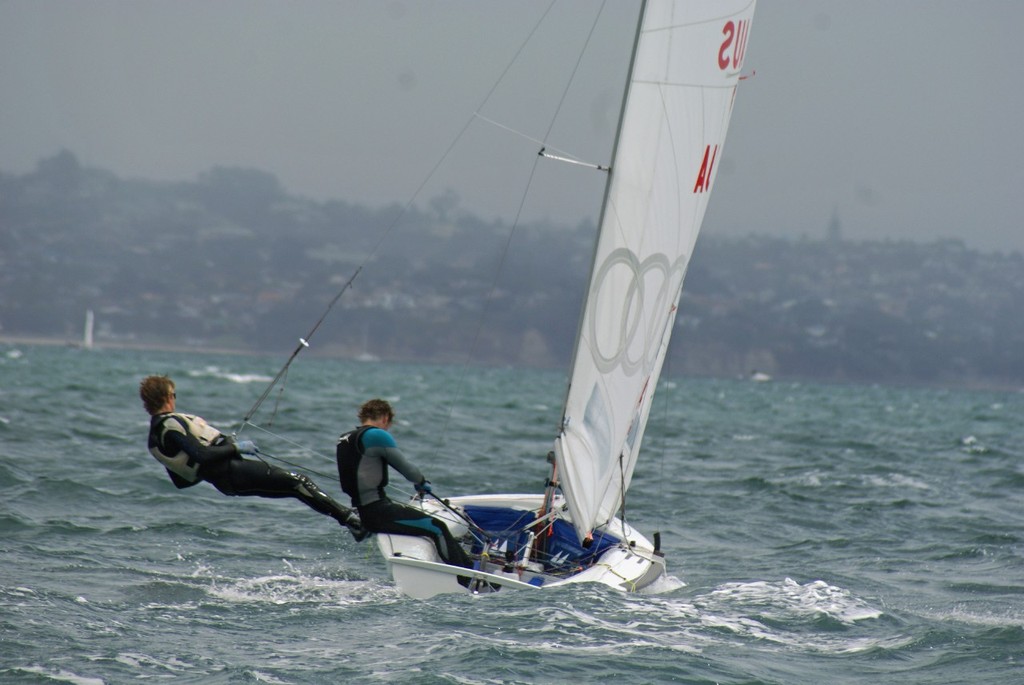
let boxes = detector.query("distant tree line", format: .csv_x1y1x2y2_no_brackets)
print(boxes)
2,151,1022,389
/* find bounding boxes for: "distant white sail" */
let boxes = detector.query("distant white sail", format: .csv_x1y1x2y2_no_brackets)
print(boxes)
554,0,756,540
84,309,94,349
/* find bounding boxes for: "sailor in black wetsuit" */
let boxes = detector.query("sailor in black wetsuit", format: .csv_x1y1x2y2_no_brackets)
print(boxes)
139,375,366,541
336,399,473,577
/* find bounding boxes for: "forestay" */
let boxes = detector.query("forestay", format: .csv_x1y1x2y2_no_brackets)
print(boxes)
554,0,756,540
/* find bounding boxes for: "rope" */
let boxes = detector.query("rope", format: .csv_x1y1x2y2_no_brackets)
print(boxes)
427,492,489,542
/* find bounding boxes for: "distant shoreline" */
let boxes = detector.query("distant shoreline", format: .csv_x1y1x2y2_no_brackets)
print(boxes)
0,334,259,358
3,334,1021,395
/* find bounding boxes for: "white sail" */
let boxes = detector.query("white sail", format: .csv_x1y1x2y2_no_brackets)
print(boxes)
554,0,756,540
83,309,94,349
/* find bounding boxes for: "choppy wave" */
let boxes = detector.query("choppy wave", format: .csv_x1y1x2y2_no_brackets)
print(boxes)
3,345,1024,684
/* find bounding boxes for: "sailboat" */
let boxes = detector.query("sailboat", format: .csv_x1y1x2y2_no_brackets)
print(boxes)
83,309,95,350
374,0,757,598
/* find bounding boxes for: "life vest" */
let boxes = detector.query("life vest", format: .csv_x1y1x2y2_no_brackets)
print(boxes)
149,412,224,489
336,425,376,505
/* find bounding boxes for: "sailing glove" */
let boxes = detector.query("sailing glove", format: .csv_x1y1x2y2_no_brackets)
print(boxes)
415,479,432,495
235,440,259,455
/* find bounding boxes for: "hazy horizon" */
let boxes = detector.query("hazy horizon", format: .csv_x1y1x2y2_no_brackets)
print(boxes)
3,1,1022,252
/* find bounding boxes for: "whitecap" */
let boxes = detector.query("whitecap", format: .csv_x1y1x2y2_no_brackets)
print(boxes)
15,666,104,685
705,577,883,625
641,573,686,594
960,435,989,454
921,604,1024,629
679,577,904,654
187,365,273,384
247,670,290,684
863,473,931,490
113,652,192,673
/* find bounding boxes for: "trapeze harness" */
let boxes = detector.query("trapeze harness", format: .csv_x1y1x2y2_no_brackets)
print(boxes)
148,412,230,489
336,425,411,507
149,412,365,535
336,425,472,571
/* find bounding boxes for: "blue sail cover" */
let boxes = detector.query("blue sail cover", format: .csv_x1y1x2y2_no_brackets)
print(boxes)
463,505,620,572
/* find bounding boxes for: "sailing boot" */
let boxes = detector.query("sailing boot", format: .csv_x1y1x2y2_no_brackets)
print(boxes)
293,473,370,541
339,511,370,542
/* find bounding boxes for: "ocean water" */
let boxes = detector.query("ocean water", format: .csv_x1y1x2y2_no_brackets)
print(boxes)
1,343,1022,684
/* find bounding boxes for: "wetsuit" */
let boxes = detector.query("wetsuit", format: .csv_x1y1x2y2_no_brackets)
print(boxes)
148,412,365,537
336,426,472,572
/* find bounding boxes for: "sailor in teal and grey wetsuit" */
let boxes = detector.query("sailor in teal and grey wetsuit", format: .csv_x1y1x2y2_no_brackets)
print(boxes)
139,374,366,541
336,398,473,575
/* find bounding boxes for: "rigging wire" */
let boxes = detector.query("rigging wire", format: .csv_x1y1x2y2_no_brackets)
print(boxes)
537,1,610,147
431,0,613,459
240,422,337,480
238,1,562,448
237,1,616,497
471,113,608,171
254,449,336,482
238,267,361,432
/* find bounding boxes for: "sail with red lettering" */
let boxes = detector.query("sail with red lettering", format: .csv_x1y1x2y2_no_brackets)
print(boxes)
554,0,756,540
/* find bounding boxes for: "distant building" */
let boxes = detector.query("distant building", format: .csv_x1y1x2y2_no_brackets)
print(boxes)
827,205,842,243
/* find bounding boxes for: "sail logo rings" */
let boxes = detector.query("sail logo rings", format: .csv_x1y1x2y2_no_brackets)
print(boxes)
587,247,687,376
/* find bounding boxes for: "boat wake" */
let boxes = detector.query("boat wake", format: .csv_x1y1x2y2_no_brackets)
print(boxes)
641,573,686,594
197,560,399,607
682,577,913,654
427,576,903,661
699,577,883,625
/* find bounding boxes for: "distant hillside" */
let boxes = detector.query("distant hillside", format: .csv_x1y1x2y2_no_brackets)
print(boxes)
3,151,1022,389
679,236,1024,388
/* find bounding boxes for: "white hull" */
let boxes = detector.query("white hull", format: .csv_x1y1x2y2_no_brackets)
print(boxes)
374,494,666,599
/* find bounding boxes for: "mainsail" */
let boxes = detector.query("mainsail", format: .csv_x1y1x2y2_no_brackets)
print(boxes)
554,0,756,539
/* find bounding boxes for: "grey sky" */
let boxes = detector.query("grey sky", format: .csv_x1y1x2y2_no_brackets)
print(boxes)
2,1,1022,252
